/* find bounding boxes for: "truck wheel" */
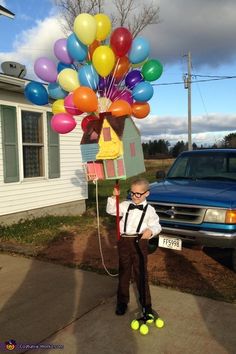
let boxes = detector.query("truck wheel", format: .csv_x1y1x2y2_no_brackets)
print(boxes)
232,249,236,272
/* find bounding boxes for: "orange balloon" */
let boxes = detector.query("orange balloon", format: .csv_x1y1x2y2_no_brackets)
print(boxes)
88,40,100,61
113,56,130,79
73,86,98,113
108,99,132,117
131,102,150,118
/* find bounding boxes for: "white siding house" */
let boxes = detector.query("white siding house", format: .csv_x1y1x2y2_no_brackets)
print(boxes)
0,74,87,225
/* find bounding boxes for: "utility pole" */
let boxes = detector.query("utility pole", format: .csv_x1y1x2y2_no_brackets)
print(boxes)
183,52,192,150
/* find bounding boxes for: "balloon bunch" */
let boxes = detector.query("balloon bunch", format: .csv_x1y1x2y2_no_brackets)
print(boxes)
24,13,163,134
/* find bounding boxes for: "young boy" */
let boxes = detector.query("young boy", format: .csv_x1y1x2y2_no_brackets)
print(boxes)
106,177,161,315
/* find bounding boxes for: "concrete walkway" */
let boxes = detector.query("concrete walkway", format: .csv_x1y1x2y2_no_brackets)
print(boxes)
0,253,235,354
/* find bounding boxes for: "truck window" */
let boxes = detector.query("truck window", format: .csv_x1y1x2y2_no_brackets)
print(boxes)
168,156,189,177
168,152,236,180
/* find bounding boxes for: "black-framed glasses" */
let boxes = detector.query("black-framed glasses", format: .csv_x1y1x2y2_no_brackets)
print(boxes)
129,190,149,198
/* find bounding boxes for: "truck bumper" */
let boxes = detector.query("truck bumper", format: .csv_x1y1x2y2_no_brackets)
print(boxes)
161,227,236,248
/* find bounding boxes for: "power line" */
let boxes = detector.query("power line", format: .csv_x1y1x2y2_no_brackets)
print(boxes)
153,75,236,86
192,65,209,118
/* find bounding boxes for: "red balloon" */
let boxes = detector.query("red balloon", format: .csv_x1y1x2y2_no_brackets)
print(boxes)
81,114,99,132
110,27,133,57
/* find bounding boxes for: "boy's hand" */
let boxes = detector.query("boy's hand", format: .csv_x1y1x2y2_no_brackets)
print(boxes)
113,186,120,197
141,229,152,239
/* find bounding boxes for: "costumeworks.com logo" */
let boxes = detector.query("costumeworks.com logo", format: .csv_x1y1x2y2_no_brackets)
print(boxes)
0,339,64,351
5,340,16,351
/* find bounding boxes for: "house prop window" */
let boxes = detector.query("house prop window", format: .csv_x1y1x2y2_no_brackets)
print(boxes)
103,127,111,141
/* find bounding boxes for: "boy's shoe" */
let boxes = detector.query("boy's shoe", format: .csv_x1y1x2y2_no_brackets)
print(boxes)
115,302,127,315
144,305,153,315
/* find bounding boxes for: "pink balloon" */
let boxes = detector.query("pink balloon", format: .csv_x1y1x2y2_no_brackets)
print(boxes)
54,38,73,64
64,94,83,115
34,57,58,83
51,113,76,134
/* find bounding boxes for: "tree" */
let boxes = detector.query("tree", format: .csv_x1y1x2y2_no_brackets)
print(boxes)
171,141,187,158
222,133,236,148
55,0,160,37
142,139,170,157
192,142,198,150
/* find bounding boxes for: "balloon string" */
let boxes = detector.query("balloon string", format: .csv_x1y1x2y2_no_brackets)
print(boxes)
106,57,120,101
109,63,132,104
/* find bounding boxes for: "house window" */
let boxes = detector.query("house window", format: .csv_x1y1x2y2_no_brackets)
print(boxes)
1,105,59,183
103,127,111,141
21,110,44,178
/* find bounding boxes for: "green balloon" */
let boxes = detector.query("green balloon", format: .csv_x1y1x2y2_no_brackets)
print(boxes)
141,59,163,81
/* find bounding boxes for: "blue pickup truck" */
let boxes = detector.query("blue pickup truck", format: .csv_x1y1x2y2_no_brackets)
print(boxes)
147,149,236,271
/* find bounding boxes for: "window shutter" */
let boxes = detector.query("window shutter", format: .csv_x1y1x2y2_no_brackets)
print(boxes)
1,105,19,183
47,112,60,178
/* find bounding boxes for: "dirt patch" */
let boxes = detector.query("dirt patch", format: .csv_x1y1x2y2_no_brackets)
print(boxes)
1,224,236,303
31,225,236,304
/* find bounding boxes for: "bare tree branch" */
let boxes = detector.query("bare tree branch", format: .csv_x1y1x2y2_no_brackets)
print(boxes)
54,0,160,37
55,0,105,34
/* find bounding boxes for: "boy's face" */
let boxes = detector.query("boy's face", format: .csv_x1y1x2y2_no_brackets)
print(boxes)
130,183,150,204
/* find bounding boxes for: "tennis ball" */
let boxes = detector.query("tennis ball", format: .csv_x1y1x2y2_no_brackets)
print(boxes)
146,314,154,324
156,318,164,328
131,320,139,330
140,324,149,335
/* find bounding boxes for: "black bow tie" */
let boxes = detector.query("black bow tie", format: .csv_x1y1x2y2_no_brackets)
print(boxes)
129,204,144,211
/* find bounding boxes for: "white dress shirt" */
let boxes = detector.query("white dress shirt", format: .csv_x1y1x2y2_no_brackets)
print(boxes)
106,197,162,237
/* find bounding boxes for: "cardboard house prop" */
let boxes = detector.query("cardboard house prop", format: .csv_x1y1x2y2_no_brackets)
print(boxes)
80,113,145,180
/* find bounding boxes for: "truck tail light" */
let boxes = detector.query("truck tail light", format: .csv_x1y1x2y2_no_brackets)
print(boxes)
225,210,236,224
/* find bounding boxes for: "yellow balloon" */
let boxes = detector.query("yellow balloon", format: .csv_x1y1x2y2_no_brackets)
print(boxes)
58,68,80,92
94,13,111,41
52,99,66,114
92,46,115,77
73,13,97,45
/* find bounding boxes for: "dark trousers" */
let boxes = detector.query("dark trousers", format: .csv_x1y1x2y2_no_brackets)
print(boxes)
117,237,151,307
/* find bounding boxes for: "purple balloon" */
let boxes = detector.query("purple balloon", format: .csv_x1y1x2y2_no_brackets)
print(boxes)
119,89,133,105
54,38,73,64
98,75,113,96
34,57,58,83
107,85,119,101
98,77,106,96
125,70,143,90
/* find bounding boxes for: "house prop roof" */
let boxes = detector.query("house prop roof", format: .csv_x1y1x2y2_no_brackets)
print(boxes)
81,113,130,145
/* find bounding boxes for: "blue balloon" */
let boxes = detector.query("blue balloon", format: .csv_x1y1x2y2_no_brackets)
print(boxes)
79,64,99,90
128,37,150,64
132,81,154,102
67,33,88,62
24,81,49,105
48,82,67,99
57,62,74,73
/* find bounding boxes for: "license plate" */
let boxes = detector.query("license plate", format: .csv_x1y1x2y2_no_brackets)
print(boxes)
158,235,182,251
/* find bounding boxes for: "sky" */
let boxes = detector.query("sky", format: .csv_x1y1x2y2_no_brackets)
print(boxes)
0,0,236,146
